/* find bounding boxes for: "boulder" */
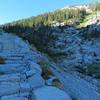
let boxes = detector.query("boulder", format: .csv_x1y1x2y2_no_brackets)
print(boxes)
29,62,42,74
0,83,20,96
33,86,71,100
28,74,45,89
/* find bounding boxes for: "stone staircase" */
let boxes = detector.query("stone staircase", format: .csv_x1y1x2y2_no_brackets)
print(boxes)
0,51,43,99
0,33,71,100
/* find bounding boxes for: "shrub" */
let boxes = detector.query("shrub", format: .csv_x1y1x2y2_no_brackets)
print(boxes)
0,56,5,64
76,64,100,79
37,58,55,80
87,64,100,76
91,29,100,38
0,71,5,75
52,79,65,90
48,51,67,61
76,65,86,73
38,58,66,90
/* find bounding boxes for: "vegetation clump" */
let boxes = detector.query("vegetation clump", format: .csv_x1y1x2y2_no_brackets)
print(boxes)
89,2,100,11
52,79,65,90
76,64,100,79
0,56,5,64
38,58,65,90
38,58,55,80
86,64,100,78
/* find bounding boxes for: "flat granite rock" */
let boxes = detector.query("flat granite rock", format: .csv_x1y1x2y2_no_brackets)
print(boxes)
34,86,71,100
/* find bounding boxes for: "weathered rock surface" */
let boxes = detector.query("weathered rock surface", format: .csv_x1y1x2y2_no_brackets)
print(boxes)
50,65,100,100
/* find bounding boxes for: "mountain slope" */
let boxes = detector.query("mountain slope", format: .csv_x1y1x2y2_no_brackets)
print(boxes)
1,2,100,51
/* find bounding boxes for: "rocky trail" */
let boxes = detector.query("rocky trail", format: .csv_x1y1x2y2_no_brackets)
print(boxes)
0,33,71,100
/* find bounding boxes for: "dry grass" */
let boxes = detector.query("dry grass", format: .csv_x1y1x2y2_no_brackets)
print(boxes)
38,58,66,91
38,58,55,80
52,78,65,90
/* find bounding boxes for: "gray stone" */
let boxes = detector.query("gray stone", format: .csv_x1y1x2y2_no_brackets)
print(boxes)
52,69,100,100
28,74,45,89
1,96,28,100
20,82,30,92
34,86,71,100
26,70,36,77
0,83,20,96
29,62,42,74
0,73,20,82
0,64,25,74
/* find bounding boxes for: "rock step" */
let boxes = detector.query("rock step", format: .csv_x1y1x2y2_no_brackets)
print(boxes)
0,54,25,57
1,96,28,100
0,52,33,58
0,82,30,97
5,61,25,64
1,92,29,100
5,59,24,61
0,73,21,82
0,51,30,54
4,59,23,62
3,56,24,60
0,56,24,59
0,70,37,83
3,63,26,65
0,64,26,74
0,64,26,67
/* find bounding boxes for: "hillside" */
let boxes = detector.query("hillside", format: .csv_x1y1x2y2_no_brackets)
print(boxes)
1,2,100,49
1,1,100,100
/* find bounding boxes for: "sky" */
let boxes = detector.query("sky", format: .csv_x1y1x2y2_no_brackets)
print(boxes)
0,0,100,25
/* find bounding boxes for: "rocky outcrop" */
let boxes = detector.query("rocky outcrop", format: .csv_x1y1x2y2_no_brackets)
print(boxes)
0,33,71,100
46,26,100,99
48,25,100,68
84,12,100,27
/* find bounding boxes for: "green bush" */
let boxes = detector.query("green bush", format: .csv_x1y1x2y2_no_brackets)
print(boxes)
76,65,86,73
38,58,55,80
87,64,100,78
47,51,67,61
76,64,100,79
87,65,98,74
